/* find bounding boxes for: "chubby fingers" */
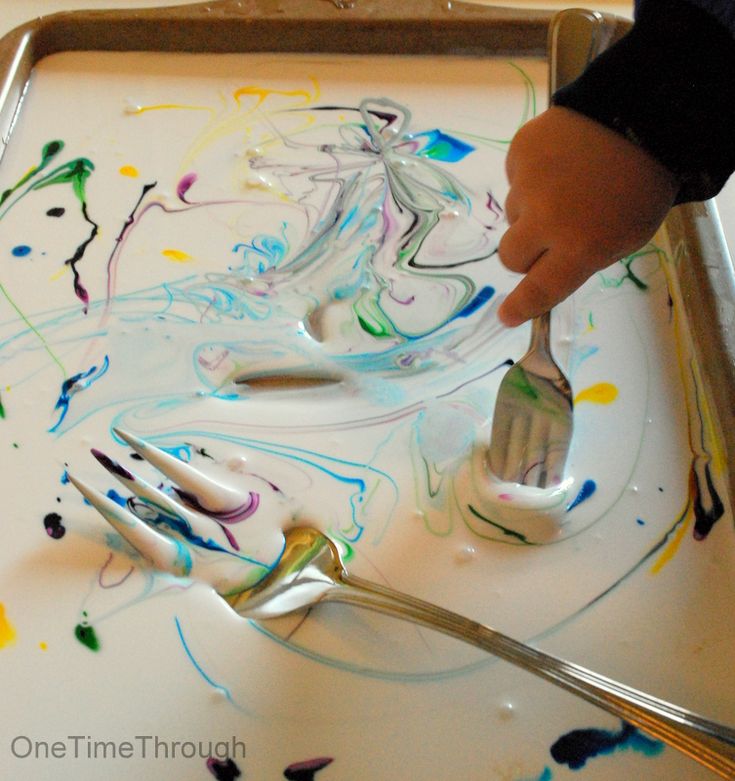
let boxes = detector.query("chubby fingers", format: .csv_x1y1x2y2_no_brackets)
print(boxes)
497,245,595,327
497,215,547,275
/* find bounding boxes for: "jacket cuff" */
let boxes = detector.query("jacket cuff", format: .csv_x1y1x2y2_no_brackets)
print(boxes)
552,0,735,203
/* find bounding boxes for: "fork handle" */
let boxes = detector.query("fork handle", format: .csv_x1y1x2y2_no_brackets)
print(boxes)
528,310,552,357
326,572,735,779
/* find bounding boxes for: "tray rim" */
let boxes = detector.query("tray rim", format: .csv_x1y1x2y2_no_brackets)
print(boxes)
664,201,735,518
0,0,629,155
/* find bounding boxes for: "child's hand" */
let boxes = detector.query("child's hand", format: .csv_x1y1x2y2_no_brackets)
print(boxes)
497,106,679,326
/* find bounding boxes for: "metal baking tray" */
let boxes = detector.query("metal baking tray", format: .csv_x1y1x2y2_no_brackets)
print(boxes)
1,3,733,780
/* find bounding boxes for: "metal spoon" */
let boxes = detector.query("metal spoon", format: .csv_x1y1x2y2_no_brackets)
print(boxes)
228,525,735,779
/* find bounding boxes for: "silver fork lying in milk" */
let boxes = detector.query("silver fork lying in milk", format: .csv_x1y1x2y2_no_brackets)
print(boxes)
69,428,735,779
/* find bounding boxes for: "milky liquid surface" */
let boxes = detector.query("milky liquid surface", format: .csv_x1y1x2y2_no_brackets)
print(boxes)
0,51,733,781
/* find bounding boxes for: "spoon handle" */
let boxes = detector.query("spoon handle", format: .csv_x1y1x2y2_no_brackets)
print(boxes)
329,571,735,779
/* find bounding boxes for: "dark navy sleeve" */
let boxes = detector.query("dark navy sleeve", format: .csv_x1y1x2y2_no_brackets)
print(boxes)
637,0,735,38
553,0,735,203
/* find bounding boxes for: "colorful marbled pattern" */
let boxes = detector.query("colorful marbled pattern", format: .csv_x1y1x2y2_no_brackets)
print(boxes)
0,51,732,781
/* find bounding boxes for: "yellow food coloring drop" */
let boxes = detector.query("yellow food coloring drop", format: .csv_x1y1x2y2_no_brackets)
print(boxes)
119,165,139,177
161,249,193,263
0,603,17,648
575,382,618,405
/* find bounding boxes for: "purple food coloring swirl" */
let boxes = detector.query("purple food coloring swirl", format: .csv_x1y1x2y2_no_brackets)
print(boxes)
91,449,136,481
177,172,198,203
174,489,261,551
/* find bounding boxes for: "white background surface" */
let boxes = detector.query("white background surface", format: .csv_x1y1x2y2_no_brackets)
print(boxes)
0,0,733,256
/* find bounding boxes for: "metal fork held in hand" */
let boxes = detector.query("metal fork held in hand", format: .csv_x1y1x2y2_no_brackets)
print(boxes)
490,10,609,487
69,429,735,779
489,309,573,486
